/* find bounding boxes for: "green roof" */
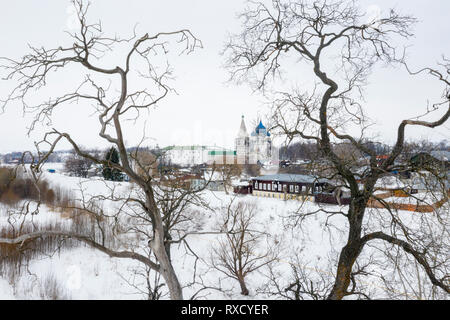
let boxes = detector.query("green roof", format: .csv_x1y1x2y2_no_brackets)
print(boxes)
208,150,236,156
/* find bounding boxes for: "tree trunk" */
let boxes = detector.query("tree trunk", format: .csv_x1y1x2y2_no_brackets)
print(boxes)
327,242,361,299
146,194,183,300
327,201,365,300
150,226,183,300
238,274,249,296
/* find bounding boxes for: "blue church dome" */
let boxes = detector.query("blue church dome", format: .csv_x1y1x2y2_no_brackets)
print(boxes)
254,120,270,136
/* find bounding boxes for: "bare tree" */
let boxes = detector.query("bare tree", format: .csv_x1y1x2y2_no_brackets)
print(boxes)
64,149,94,178
118,253,167,300
212,163,242,194
130,149,159,180
210,199,278,296
0,0,203,300
259,253,334,300
225,0,449,299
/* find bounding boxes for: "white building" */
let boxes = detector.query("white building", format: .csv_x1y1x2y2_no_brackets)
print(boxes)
163,146,210,167
235,116,272,165
163,145,232,167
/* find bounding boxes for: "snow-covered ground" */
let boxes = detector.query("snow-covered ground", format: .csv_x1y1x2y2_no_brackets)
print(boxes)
0,163,447,300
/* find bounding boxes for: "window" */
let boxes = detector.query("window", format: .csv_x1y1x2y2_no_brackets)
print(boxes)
289,185,294,193
295,185,299,193
263,183,266,190
267,184,271,191
254,182,258,189
278,184,282,192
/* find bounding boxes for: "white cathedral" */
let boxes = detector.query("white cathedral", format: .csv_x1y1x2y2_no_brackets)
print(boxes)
235,116,272,165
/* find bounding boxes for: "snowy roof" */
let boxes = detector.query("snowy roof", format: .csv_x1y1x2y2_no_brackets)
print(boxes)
252,173,329,184
375,176,406,189
232,180,251,187
203,170,224,182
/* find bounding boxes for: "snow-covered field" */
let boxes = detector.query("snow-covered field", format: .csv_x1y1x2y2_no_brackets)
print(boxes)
0,163,447,300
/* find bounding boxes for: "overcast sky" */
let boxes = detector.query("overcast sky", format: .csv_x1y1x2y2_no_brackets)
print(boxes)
0,0,448,154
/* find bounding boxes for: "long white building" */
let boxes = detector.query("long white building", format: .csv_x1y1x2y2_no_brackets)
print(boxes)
163,145,233,167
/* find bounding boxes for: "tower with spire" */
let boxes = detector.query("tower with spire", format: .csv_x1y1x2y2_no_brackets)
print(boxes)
235,115,249,164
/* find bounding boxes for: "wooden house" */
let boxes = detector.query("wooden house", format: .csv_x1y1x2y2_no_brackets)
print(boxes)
251,174,329,200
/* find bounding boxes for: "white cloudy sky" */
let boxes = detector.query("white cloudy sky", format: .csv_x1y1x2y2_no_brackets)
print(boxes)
0,0,448,153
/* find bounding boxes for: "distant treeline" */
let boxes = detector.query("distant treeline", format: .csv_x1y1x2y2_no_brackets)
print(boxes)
279,139,449,161
0,145,163,165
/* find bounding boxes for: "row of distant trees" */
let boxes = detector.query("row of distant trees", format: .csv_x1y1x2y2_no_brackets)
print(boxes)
279,139,449,162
